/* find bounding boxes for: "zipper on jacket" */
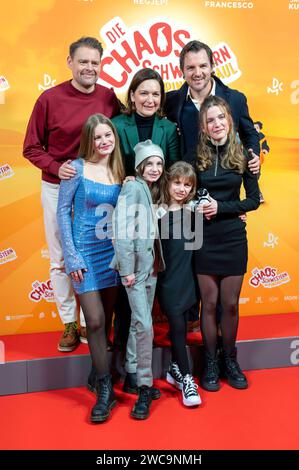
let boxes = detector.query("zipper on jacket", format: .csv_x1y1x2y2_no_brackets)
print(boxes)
214,145,219,176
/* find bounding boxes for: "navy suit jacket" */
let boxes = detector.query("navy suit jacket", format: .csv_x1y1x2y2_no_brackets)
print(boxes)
164,76,260,158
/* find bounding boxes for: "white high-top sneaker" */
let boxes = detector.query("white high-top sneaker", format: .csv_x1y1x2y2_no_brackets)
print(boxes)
182,374,201,407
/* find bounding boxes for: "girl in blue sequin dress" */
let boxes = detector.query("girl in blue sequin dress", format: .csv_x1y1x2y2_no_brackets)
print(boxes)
57,114,125,423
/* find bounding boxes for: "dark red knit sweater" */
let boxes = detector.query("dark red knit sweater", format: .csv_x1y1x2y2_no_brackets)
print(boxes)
23,81,120,183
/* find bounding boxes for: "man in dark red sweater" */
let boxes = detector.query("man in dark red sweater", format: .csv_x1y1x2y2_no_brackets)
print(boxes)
23,37,120,352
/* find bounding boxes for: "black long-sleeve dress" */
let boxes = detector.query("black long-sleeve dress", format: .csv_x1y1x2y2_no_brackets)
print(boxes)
195,143,260,276
157,208,197,316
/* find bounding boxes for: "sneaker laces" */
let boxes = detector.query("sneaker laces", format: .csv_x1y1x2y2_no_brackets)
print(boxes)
183,375,198,397
171,361,183,382
63,322,78,337
97,376,112,401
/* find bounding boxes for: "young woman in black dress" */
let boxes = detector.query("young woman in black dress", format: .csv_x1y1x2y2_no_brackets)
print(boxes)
195,96,260,392
157,161,201,407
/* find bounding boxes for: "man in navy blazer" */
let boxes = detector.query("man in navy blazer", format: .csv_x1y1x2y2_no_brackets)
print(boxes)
164,40,260,170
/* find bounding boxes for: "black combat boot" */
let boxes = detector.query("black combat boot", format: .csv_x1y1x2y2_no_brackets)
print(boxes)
130,385,152,420
223,348,248,389
123,373,161,399
90,374,117,423
201,351,220,391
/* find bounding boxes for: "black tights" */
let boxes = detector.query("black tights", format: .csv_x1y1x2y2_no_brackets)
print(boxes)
79,287,118,378
167,311,190,376
197,274,244,357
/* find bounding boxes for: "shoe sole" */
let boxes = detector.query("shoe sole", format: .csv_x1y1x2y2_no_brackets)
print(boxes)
183,396,202,407
130,409,150,420
79,337,88,344
200,381,220,392
57,344,78,352
227,378,248,389
166,372,183,391
90,399,117,423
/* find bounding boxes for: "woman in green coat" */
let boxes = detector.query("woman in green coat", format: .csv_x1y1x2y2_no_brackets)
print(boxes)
112,68,180,176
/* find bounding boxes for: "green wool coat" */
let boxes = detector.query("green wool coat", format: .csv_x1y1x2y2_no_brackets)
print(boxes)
112,113,180,175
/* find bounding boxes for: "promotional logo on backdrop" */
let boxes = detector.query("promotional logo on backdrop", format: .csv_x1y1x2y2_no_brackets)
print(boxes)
38,311,57,319
29,280,55,303
291,80,299,104
265,77,299,104
0,76,9,105
267,77,283,95
213,42,242,83
5,314,34,321
38,73,56,91
290,339,299,366
204,1,254,8
98,17,242,93
289,0,299,10
284,295,299,301
239,297,250,304
264,233,279,249
0,164,14,181
133,0,169,4
0,248,17,265
0,76,9,91
249,267,291,289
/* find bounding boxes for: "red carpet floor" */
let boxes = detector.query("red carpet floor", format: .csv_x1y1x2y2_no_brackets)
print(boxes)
0,367,298,450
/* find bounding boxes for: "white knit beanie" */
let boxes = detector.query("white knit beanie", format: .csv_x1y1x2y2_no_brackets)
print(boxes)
134,139,165,169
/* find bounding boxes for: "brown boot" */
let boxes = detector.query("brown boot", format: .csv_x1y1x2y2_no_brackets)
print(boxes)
57,321,80,352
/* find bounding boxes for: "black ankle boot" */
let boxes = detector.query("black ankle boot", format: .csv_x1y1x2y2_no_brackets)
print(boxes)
201,352,220,391
87,365,97,393
123,373,161,400
130,385,152,420
223,348,248,389
91,374,117,423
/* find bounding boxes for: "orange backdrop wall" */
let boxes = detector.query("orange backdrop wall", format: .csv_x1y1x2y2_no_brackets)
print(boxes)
1,0,299,334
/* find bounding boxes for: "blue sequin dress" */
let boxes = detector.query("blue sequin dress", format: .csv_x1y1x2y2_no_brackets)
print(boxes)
57,158,121,294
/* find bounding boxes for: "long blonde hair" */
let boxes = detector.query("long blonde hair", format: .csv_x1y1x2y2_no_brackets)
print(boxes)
197,96,246,174
78,113,125,183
